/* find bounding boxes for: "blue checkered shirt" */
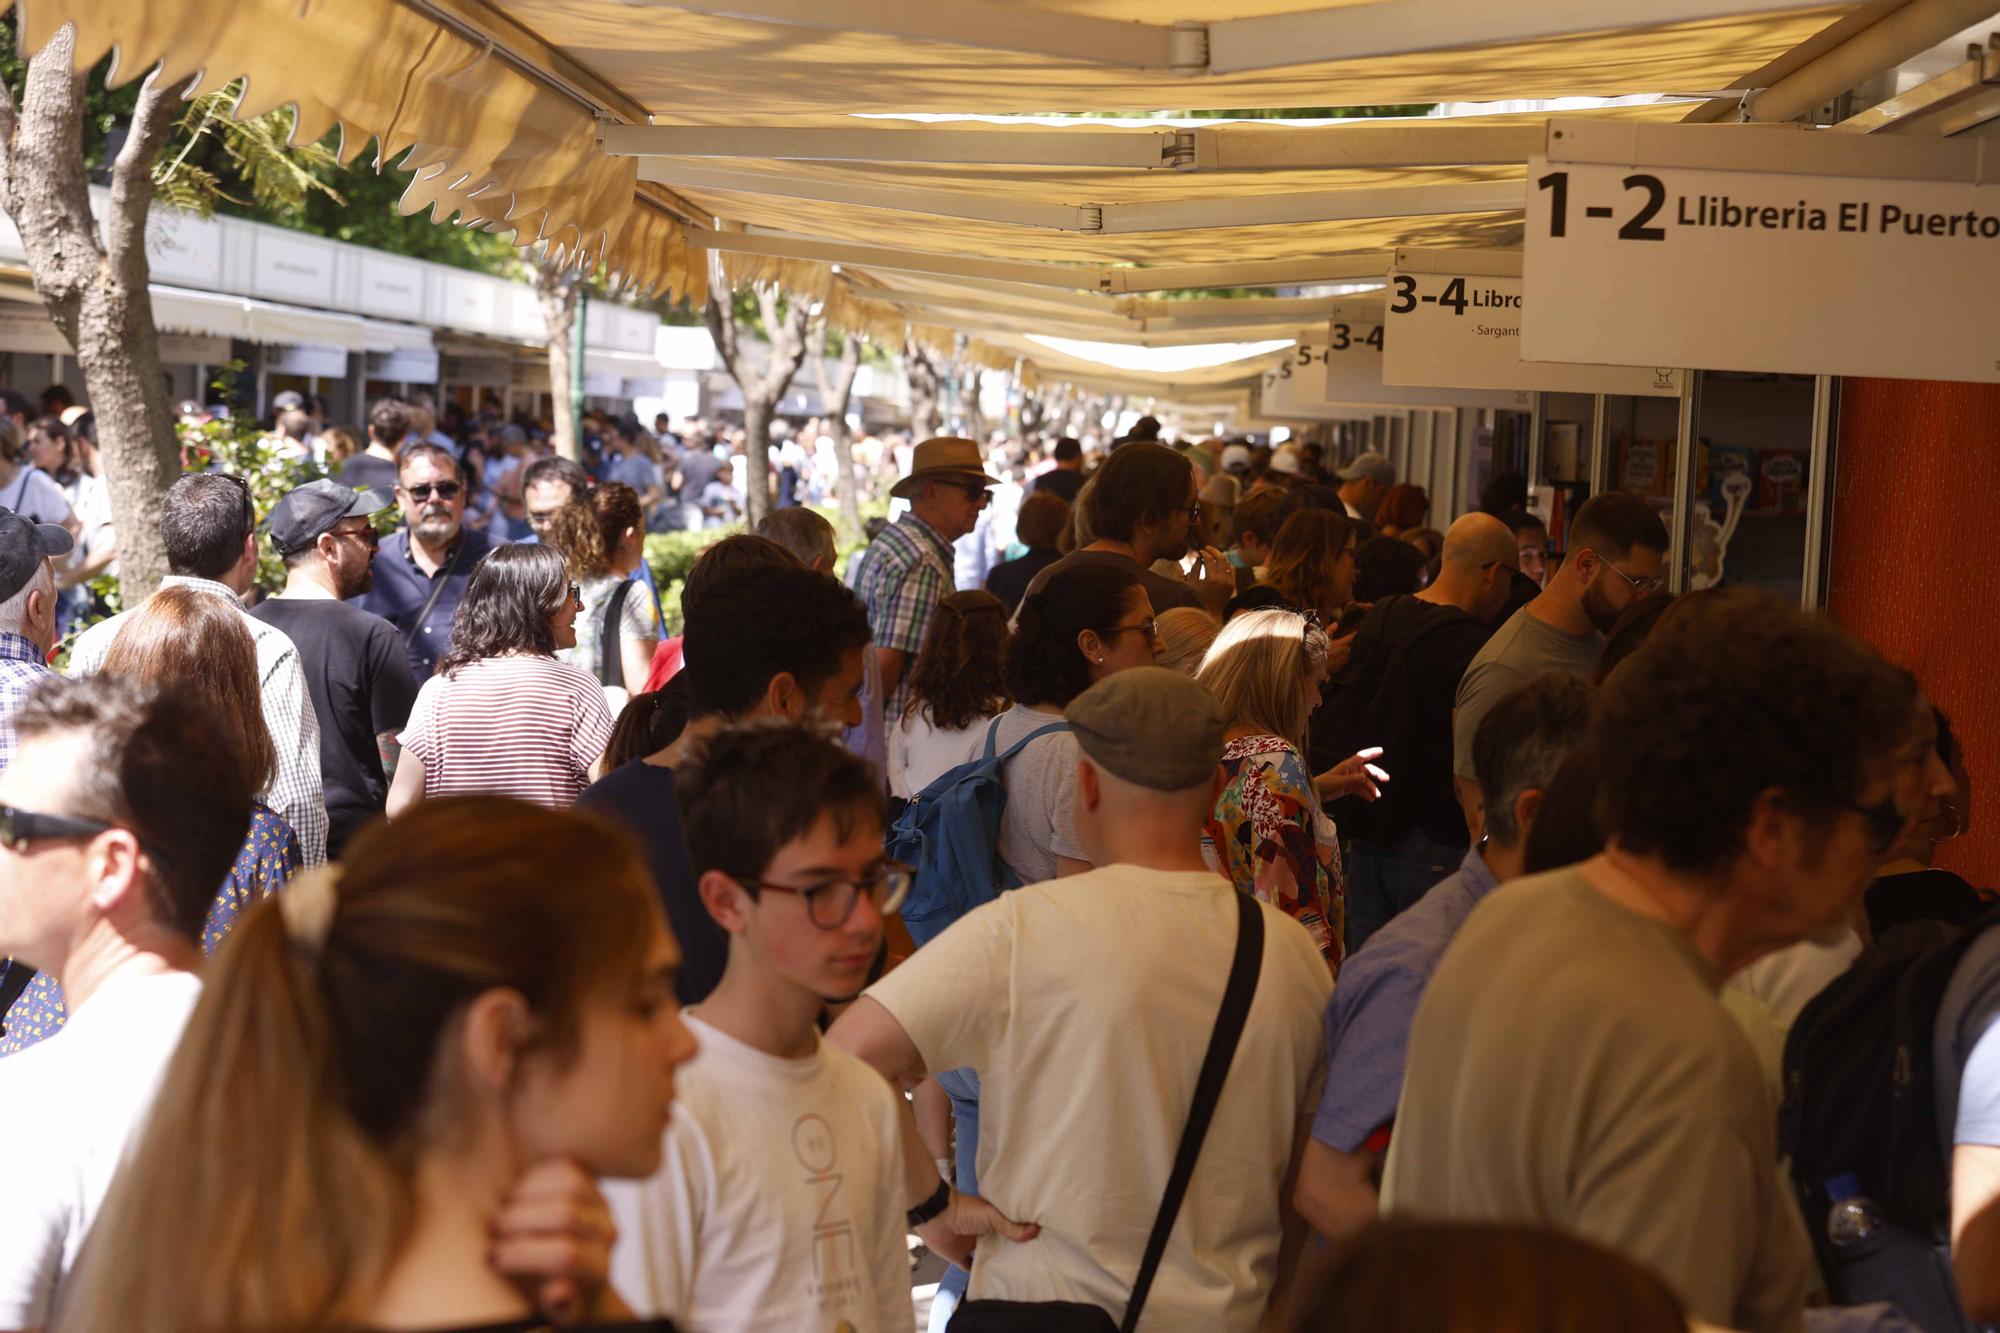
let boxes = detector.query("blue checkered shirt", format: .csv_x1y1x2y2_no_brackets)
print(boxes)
0,632,52,772
852,512,956,718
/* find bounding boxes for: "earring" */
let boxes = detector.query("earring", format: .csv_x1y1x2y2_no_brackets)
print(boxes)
1096,656,1105,665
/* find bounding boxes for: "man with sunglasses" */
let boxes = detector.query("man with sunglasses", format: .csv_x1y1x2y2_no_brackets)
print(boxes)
251,480,418,858
1450,491,1669,845
67,473,329,867
356,441,505,683
607,721,965,1332
1383,591,1922,1333
0,676,252,1325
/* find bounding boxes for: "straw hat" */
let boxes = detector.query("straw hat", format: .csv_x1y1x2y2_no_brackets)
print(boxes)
890,436,996,501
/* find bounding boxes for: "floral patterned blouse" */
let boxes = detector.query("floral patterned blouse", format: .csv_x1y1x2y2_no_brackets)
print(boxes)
0,802,301,1055
1201,735,1344,971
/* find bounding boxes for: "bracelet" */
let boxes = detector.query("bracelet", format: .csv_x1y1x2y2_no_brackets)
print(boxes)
907,1178,951,1228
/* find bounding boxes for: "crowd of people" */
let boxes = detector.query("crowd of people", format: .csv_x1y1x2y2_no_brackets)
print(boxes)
0,398,1996,1333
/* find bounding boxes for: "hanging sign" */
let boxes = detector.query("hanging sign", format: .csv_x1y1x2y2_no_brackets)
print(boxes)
1522,119,2000,383
1258,346,1375,421
1384,249,1682,396
1320,305,1528,411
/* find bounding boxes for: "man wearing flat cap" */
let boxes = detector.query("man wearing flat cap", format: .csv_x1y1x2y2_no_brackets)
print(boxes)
832,667,1331,1330
251,480,418,858
850,436,994,731
0,506,70,768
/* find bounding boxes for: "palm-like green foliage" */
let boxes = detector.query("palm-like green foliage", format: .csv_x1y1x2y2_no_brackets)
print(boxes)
152,84,344,217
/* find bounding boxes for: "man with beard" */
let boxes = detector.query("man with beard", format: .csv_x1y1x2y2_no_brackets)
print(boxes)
357,442,505,683
252,479,419,857
1449,491,1667,841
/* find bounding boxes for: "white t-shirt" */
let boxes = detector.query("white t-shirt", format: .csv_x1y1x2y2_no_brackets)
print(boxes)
1,466,73,529
0,969,202,1326
886,710,985,800
865,866,1331,1332
604,1014,914,1333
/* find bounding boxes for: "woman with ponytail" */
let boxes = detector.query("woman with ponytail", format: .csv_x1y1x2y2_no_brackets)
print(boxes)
56,798,698,1333
886,589,1011,800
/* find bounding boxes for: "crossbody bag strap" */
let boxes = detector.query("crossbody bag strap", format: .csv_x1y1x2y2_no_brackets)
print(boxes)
1121,890,1264,1332
0,958,35,1036
401,536,470,647
598,579,636,685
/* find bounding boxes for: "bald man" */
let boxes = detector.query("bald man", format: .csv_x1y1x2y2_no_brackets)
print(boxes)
1312,512,1519,954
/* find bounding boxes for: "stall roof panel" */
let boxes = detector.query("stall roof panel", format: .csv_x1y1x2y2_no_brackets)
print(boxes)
495,0,1857,116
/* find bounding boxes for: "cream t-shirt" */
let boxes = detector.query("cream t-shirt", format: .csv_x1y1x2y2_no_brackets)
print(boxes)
866,865,1331,1333
604,1014,914,1333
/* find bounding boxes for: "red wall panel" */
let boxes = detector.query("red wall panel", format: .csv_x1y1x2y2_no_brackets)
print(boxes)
1829,377,2000,889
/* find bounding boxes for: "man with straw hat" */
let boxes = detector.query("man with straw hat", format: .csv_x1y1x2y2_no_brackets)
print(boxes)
851,437,994,732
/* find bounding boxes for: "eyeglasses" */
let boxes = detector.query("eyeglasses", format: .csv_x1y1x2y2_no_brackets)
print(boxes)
0,803,120,852
402,481,462,502
942,480,991,505
218,473,256,534
1183,499,1203,522
1845,796,1908,857
1584,549,1666,596
1096,617,1158,643
329,524,378,548
566,583,584,611
738,864,912,930
526,508,561,531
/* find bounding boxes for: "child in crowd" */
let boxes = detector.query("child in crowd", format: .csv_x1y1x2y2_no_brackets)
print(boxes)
606,720,918,1332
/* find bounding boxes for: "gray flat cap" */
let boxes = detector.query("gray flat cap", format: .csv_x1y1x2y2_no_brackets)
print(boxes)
1064,666,1226,792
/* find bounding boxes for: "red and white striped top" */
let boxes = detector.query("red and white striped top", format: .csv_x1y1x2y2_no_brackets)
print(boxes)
400,654,615,809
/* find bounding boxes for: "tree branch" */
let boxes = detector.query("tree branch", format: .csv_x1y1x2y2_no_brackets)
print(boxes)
105,65,192,278
702,290,738,375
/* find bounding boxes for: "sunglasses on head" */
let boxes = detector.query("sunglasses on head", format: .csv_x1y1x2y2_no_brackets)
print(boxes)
402,481,461,502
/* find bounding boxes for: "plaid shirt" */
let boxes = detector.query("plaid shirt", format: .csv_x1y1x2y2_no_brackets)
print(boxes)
852,512,956,718
68,576,330,866
0,632,54,772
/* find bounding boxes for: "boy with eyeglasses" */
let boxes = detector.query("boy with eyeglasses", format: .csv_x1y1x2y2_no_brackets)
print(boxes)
605,720,928,1332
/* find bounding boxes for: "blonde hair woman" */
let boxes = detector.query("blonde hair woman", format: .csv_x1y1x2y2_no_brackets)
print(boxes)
1154,605,1219,676
1196,608,1384,972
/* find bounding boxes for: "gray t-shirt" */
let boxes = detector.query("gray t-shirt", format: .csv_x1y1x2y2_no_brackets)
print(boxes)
986,704,1088,884
1381,863,1812,1333
1451,604,1602,779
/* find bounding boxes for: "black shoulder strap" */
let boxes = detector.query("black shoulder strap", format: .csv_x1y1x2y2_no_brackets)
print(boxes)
599,579,636,685
401,535,471,647
0,958,36,1036
1121,890,1263,1331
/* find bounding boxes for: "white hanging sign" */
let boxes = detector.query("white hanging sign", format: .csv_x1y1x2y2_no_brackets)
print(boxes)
1317,306,1529,411
1384,250,1682,396
1522,120,2000,383
1258,346,1375,421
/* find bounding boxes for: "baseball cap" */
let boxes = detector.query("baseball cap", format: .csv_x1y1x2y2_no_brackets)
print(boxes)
1335,450,1396,486
1268,447,1301,477
1064,667,1226,793
265,479,391,557
0,506,73,602
1221,444,1251,474
271,390,306,412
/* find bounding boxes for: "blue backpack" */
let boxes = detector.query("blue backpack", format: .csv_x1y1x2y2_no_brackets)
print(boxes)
888,716,1069,946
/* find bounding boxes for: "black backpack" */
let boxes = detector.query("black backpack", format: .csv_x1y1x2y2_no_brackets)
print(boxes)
1779,905,2000,1314
1310,597,1469,843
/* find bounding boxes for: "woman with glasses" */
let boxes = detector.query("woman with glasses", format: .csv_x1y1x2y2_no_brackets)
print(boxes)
1197,608,1348,970
0,587,301,1054
57,799,696,1332
388,543,614,813
604,721,924,1331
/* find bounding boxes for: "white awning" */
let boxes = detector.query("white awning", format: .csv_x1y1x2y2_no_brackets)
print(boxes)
150,285,372,351
361,319,436,354
584,346,665,380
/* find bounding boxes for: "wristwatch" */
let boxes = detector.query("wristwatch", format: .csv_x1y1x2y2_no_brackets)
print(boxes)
907,1178,951,1228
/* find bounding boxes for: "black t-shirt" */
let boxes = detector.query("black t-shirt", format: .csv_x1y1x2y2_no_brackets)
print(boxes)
337,452,402,500
250,597,419,858
577,760,728,1005
984,548,1060,616
1867,867,1987,937
1313,594,1494,850
1033,468,1086,503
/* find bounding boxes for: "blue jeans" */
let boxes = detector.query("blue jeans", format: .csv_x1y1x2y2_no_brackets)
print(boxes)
934,1067,981,1304
1345,830,1463,956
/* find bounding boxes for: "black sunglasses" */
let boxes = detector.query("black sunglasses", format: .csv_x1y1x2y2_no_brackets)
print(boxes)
0,803,119,851
402,481,462,502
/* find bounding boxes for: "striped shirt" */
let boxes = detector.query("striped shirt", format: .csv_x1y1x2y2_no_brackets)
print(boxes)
399,654,614,808
851,512,955,719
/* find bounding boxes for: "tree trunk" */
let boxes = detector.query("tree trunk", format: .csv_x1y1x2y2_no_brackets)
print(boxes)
704,284,809,528
814,326,864,541
904,336,940,440
0,27,187,604
534,259,582,462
